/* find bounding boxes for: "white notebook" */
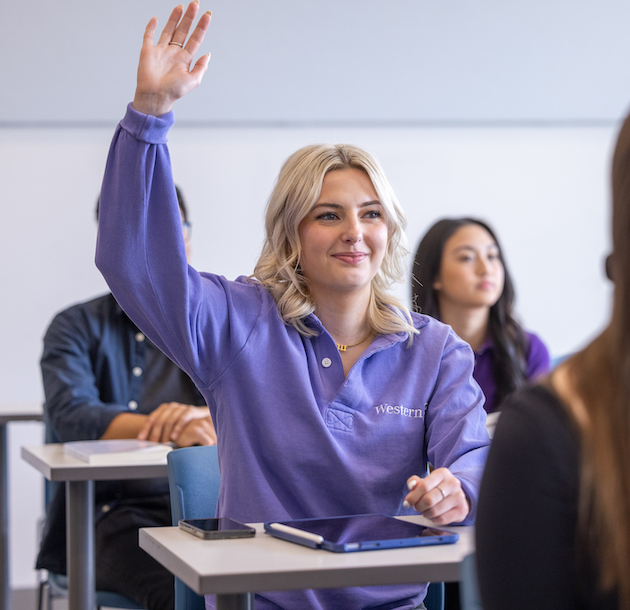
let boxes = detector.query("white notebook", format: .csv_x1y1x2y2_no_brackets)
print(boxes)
63,439,173,464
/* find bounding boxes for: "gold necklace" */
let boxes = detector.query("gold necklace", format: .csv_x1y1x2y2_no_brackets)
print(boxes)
336,332,372,352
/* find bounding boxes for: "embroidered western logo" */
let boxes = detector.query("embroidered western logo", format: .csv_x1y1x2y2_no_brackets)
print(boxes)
374,403,425,419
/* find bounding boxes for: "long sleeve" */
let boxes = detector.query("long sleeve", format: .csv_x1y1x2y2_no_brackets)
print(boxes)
96,104,261,391
41,307,129,441
425,329,490,524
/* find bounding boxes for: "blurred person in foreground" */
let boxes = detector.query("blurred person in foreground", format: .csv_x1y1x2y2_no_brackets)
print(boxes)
475,114,630,608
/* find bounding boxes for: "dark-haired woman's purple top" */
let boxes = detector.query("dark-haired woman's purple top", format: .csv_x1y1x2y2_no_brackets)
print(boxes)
473,332,550,413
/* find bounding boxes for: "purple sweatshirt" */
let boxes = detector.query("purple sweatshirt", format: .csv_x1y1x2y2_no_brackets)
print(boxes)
474,333,551,414
96,104,490,610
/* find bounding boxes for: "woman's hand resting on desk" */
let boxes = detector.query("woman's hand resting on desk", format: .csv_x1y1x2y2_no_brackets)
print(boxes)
138,403,217,446
133,1,212,117
403,468,469,525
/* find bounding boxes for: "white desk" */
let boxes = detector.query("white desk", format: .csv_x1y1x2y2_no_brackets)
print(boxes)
139,516,474,610
0,405,42,610
22,443,168,610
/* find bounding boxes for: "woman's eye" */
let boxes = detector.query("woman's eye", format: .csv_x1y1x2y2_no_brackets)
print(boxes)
364,210,383,219
316,212,338,221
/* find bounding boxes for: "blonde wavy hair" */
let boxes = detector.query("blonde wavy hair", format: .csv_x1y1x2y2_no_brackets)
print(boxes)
250,143,418,341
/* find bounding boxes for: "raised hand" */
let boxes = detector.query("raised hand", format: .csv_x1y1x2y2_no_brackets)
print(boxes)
133,1,212,117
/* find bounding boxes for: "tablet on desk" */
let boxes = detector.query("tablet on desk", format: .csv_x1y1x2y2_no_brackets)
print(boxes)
264,514,458,553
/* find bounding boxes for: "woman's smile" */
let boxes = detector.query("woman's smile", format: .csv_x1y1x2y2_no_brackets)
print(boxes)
331,251,368,264
298,167,387,301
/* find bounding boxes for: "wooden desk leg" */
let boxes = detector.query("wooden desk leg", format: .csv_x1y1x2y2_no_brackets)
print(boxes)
66,480,95,610
215,592,254,610
0,423,8,610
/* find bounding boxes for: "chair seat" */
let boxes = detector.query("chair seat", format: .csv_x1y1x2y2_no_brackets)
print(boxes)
46,572,144,609
424,581,444,610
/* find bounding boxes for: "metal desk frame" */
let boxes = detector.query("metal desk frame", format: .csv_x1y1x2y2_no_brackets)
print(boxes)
22,443,168,610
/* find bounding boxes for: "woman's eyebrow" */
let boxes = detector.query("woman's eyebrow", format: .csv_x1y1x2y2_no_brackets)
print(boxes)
452,243,498,253
312,200,382,210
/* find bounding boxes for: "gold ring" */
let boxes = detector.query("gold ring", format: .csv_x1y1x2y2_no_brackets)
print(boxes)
169,41,184,47
436,485,446,499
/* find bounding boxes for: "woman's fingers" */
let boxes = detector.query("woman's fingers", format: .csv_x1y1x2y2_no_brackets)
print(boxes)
157,4,186,46
403,468,470,524
143,16,159,48
170,2,200,47
134,2,211,115
183,10,212,56
156,2,206,49
190,52,211,80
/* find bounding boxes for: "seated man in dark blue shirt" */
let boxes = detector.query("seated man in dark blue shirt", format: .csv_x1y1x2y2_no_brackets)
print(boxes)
36,188,215,610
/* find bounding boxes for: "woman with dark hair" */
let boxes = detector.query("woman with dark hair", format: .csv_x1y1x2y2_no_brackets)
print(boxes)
474,112,630,610
412,218,550,414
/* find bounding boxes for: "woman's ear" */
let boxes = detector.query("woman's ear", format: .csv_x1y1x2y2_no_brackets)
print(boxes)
433,277,443,291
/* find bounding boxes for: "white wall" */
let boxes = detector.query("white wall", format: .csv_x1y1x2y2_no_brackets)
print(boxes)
1,122,617,587
4,0,630,123
0,0,623,590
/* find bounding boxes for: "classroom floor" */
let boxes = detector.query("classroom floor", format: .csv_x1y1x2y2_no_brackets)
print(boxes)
11,589,36,610
11,588,121,610
12,587,72,610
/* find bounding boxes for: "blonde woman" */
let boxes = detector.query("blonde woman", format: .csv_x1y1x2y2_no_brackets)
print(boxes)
96,4,490,609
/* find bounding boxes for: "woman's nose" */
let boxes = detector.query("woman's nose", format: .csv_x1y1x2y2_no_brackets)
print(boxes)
342,218,362,243
477,258,489,275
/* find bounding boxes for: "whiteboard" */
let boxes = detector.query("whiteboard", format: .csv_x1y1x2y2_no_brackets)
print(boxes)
3,0,630,125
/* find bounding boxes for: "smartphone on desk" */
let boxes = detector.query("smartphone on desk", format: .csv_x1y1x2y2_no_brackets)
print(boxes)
179,518,256,540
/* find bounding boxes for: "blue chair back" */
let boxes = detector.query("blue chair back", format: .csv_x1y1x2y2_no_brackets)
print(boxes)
167,445,221,610
459,552,483,610
424,581,444,610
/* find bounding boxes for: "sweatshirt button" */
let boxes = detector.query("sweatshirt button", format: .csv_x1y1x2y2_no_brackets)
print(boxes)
322,358,332,368
132,367,143,377
128,400,138,410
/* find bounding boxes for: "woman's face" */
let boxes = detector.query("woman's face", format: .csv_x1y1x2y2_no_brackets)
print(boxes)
297,168,388,302
434,224,505,311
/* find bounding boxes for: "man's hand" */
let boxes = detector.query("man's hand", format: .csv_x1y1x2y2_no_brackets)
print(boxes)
137,403,214,444
175,416,217,447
